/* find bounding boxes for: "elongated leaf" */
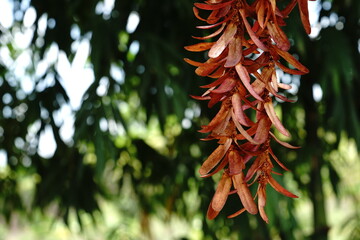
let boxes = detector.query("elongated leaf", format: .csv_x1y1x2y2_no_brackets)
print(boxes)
235,123,258,141
278,82,292,90
193,7,207,21
212,108,232,135
212,77,237,94
224,35,243,67
208,65,226,78
232,173,258,214
239,9,268,51
184,42,215,52
200,101,230,132
252,79,266,96
183,58,203,67
269,132,300,149
196,62,222,76
268,176,298,198
258,186,269,223
271,78,280,95
200,154,229,177
192,23,226,40
264,101,290,137
297,0,311,34
197,13,233,29
269,0,276,17
244,155,261,182
194,0,234,11
235,63,264,101
243,44,260,57
228,150,245,175
253,117,272,144
268,147,290,171
201,72,230,88
267,22,290,51
207,201,220,219
207,5,232,24
209,22,237,58
199,138,232,176
256,0,267,29
232,111,259,144
275,61,306,75
273,46,309,73
227,208,246,218
212,172,232,211
190,94,211,101
281,0,297,17
232,92,254,127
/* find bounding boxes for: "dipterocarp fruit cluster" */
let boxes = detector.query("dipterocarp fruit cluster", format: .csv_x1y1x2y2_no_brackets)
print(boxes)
185,0,312,223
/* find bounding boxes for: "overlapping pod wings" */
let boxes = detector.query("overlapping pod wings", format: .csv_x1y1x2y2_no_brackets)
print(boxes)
186,0,311,222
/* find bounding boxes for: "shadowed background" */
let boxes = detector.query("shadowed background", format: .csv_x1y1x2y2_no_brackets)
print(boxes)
0,0,359,239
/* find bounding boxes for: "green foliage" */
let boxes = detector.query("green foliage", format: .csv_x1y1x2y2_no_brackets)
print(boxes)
0,0,359,239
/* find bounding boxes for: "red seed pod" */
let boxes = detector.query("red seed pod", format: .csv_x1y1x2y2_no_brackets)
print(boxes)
186,0,310,222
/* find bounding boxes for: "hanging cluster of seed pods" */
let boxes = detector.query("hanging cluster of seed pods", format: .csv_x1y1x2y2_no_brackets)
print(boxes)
185,0,312,223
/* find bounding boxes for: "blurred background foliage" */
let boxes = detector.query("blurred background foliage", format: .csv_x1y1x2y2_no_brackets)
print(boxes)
0,0,359,239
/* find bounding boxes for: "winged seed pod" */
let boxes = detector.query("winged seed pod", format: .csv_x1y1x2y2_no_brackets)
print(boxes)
186,0,312,223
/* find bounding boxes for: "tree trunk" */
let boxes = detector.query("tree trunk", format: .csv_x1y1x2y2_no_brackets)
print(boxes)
300,71,329,240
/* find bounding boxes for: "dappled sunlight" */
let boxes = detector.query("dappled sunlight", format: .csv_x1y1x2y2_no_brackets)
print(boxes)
0,0,359,239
